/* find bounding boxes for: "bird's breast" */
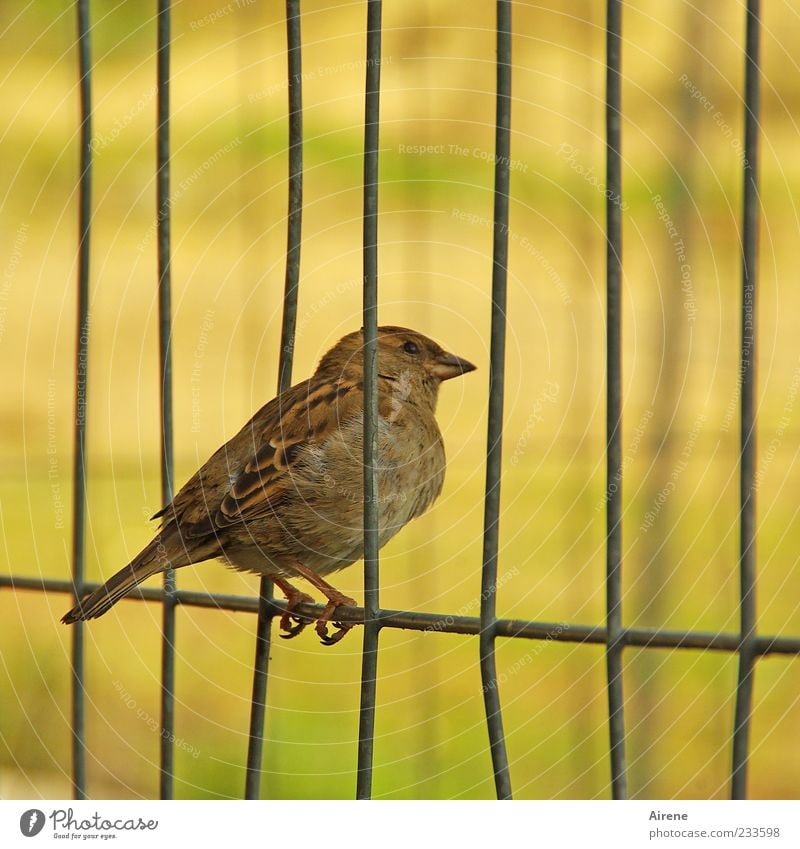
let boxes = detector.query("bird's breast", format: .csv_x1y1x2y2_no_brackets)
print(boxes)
276,409,446,568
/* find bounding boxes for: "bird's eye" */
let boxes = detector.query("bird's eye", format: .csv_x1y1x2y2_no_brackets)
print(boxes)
403,340,420,355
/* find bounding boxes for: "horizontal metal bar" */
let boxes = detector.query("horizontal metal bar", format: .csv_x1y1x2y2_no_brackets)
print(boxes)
7,575,800,656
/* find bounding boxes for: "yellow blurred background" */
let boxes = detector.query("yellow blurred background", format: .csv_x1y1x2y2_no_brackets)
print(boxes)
1,0,799,799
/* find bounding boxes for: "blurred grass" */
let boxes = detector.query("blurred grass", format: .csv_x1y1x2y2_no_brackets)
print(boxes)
2,0,800,799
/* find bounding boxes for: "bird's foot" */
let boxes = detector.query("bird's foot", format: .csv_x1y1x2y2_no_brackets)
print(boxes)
277,586,316,640
315,592,358,646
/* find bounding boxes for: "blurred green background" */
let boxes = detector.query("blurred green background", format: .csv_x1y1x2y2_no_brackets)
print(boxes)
2,0,799,799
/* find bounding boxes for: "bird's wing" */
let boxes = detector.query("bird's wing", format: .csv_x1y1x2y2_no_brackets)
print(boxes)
159,376,366,539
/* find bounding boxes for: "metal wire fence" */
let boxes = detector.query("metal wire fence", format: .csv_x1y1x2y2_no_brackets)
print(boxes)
3,0,799,801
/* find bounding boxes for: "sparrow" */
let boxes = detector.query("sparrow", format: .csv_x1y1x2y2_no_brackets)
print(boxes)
62,326,476,644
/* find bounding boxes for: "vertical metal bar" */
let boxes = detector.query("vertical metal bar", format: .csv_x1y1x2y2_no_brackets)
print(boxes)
478,0,513,801
70,0,92,802
244,0,303,800
731,0,760,801
279,0,303,392
356,0,382,802
605,0,628,801
156,0,176,801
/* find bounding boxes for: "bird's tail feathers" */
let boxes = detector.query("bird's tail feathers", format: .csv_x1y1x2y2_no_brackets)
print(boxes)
62,537,168,624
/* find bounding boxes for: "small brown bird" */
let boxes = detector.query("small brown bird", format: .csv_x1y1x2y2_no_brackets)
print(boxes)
63,326,476,644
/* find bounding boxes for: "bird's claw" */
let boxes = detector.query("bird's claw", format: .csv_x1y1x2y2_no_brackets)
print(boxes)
317,620,353,646
279,614,310,639
315,596,357,646
278,590,315,639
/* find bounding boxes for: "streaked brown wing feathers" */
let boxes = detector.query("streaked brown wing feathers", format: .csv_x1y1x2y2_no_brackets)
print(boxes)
209,377,361,529
152,375,369,539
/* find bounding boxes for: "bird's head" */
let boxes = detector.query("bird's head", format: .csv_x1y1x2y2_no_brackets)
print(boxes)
316,326,476,409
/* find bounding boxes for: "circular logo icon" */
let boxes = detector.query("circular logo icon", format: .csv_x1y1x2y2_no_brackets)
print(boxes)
19,810,46,837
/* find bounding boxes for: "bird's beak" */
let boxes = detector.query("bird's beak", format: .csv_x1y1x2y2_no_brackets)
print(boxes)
431,350,478,381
